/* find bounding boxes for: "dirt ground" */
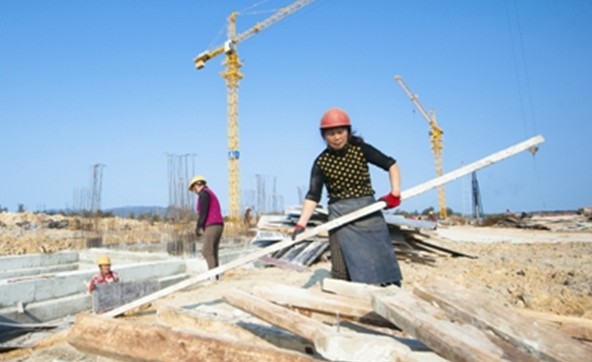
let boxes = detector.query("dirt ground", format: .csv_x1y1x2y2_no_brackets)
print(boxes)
1,211,592,361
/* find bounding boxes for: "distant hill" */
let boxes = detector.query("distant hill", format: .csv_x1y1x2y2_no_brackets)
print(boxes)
107,206,169,218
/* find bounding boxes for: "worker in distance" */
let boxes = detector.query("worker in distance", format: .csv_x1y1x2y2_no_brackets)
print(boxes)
87,255,120,293
189,175,225,273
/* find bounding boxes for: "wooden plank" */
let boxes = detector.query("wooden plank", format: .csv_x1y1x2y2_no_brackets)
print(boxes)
372,288,535,362
223,289,411,362
67,313,317,362
0,321,59,329
414,277,592,362
157,305,316,356
103,135,545,318
519,309,592,341
279,243,310,262
404,240,452,257
410,234,477,258
249,282,392,327
257,255,309,271
252,282,451,361
157,305,278,348
321,278,391,302
291,240,329,266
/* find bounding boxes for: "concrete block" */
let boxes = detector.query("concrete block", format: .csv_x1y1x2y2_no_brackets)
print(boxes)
0,251,78,271
93,280,160,313
0,263,79,280
0,293,92,324
79,248,173,269
115,261,187,283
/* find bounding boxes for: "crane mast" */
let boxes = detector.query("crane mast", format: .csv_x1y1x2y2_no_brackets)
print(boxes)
194,0,314,222
394,75,447,219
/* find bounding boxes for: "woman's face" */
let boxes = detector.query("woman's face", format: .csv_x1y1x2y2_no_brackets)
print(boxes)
99,264,111,275
192,183,205,193
323,127,349,150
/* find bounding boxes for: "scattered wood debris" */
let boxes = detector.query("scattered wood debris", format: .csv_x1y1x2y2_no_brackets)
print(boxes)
482,211,592,232
65,277,592,361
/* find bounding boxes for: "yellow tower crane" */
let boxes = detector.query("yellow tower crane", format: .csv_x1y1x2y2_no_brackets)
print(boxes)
194,0,315,222
394,75,448,219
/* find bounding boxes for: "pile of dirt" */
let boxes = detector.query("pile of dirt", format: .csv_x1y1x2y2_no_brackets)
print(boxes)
0,212,190,255
403,238,592,316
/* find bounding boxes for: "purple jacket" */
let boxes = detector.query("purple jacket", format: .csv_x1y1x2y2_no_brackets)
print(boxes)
196,187,224,227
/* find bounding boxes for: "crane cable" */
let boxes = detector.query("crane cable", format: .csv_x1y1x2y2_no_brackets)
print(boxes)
504,0,545,210
206,22,227,51
240,0,276,16
205,0,275,50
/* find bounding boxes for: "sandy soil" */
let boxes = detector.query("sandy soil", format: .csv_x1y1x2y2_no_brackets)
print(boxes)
415,225,592,316
1,212,592,361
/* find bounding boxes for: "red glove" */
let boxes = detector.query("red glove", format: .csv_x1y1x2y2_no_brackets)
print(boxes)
379,193,401,209
291,224,305,240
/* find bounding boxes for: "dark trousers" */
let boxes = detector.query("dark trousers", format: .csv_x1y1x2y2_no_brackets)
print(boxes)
202,224,223,270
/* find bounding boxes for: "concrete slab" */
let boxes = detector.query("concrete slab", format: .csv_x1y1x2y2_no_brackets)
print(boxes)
0,263,79,280
93,280,160,313
0,251,79,279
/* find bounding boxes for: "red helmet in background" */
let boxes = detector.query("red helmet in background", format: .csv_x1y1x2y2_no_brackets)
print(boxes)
320,108,351,129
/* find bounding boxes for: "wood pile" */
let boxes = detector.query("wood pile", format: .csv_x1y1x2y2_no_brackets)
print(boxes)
67,277,592,361
251,209,473,270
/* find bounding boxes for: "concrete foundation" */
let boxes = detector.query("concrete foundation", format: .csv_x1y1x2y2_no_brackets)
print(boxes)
0,251,79,280
0,243,260,327
0,248,199,324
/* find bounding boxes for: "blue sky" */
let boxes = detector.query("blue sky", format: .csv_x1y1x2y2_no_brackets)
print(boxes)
1,0,590,215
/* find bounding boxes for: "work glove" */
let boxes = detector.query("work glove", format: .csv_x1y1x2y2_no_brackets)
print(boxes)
379,193,401,210
291,224,305,240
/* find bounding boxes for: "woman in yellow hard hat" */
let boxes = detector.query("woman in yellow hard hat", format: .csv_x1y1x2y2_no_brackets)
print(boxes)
87,255,120,292
292,108,403,287
188,176,224,272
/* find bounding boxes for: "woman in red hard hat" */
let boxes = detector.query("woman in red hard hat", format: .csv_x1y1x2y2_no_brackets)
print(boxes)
292,108,403,286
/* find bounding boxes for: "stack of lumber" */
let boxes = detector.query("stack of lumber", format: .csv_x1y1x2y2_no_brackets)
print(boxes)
67,277,592,361
252,209,473,270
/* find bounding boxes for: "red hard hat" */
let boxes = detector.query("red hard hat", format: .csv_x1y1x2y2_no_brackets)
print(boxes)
320,108,351,129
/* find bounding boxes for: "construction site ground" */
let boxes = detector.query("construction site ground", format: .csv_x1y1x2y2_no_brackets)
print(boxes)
1,212,591,361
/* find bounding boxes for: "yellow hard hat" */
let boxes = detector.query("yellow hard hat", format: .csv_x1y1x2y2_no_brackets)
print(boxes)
96,255,111,266
188,175,207,190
